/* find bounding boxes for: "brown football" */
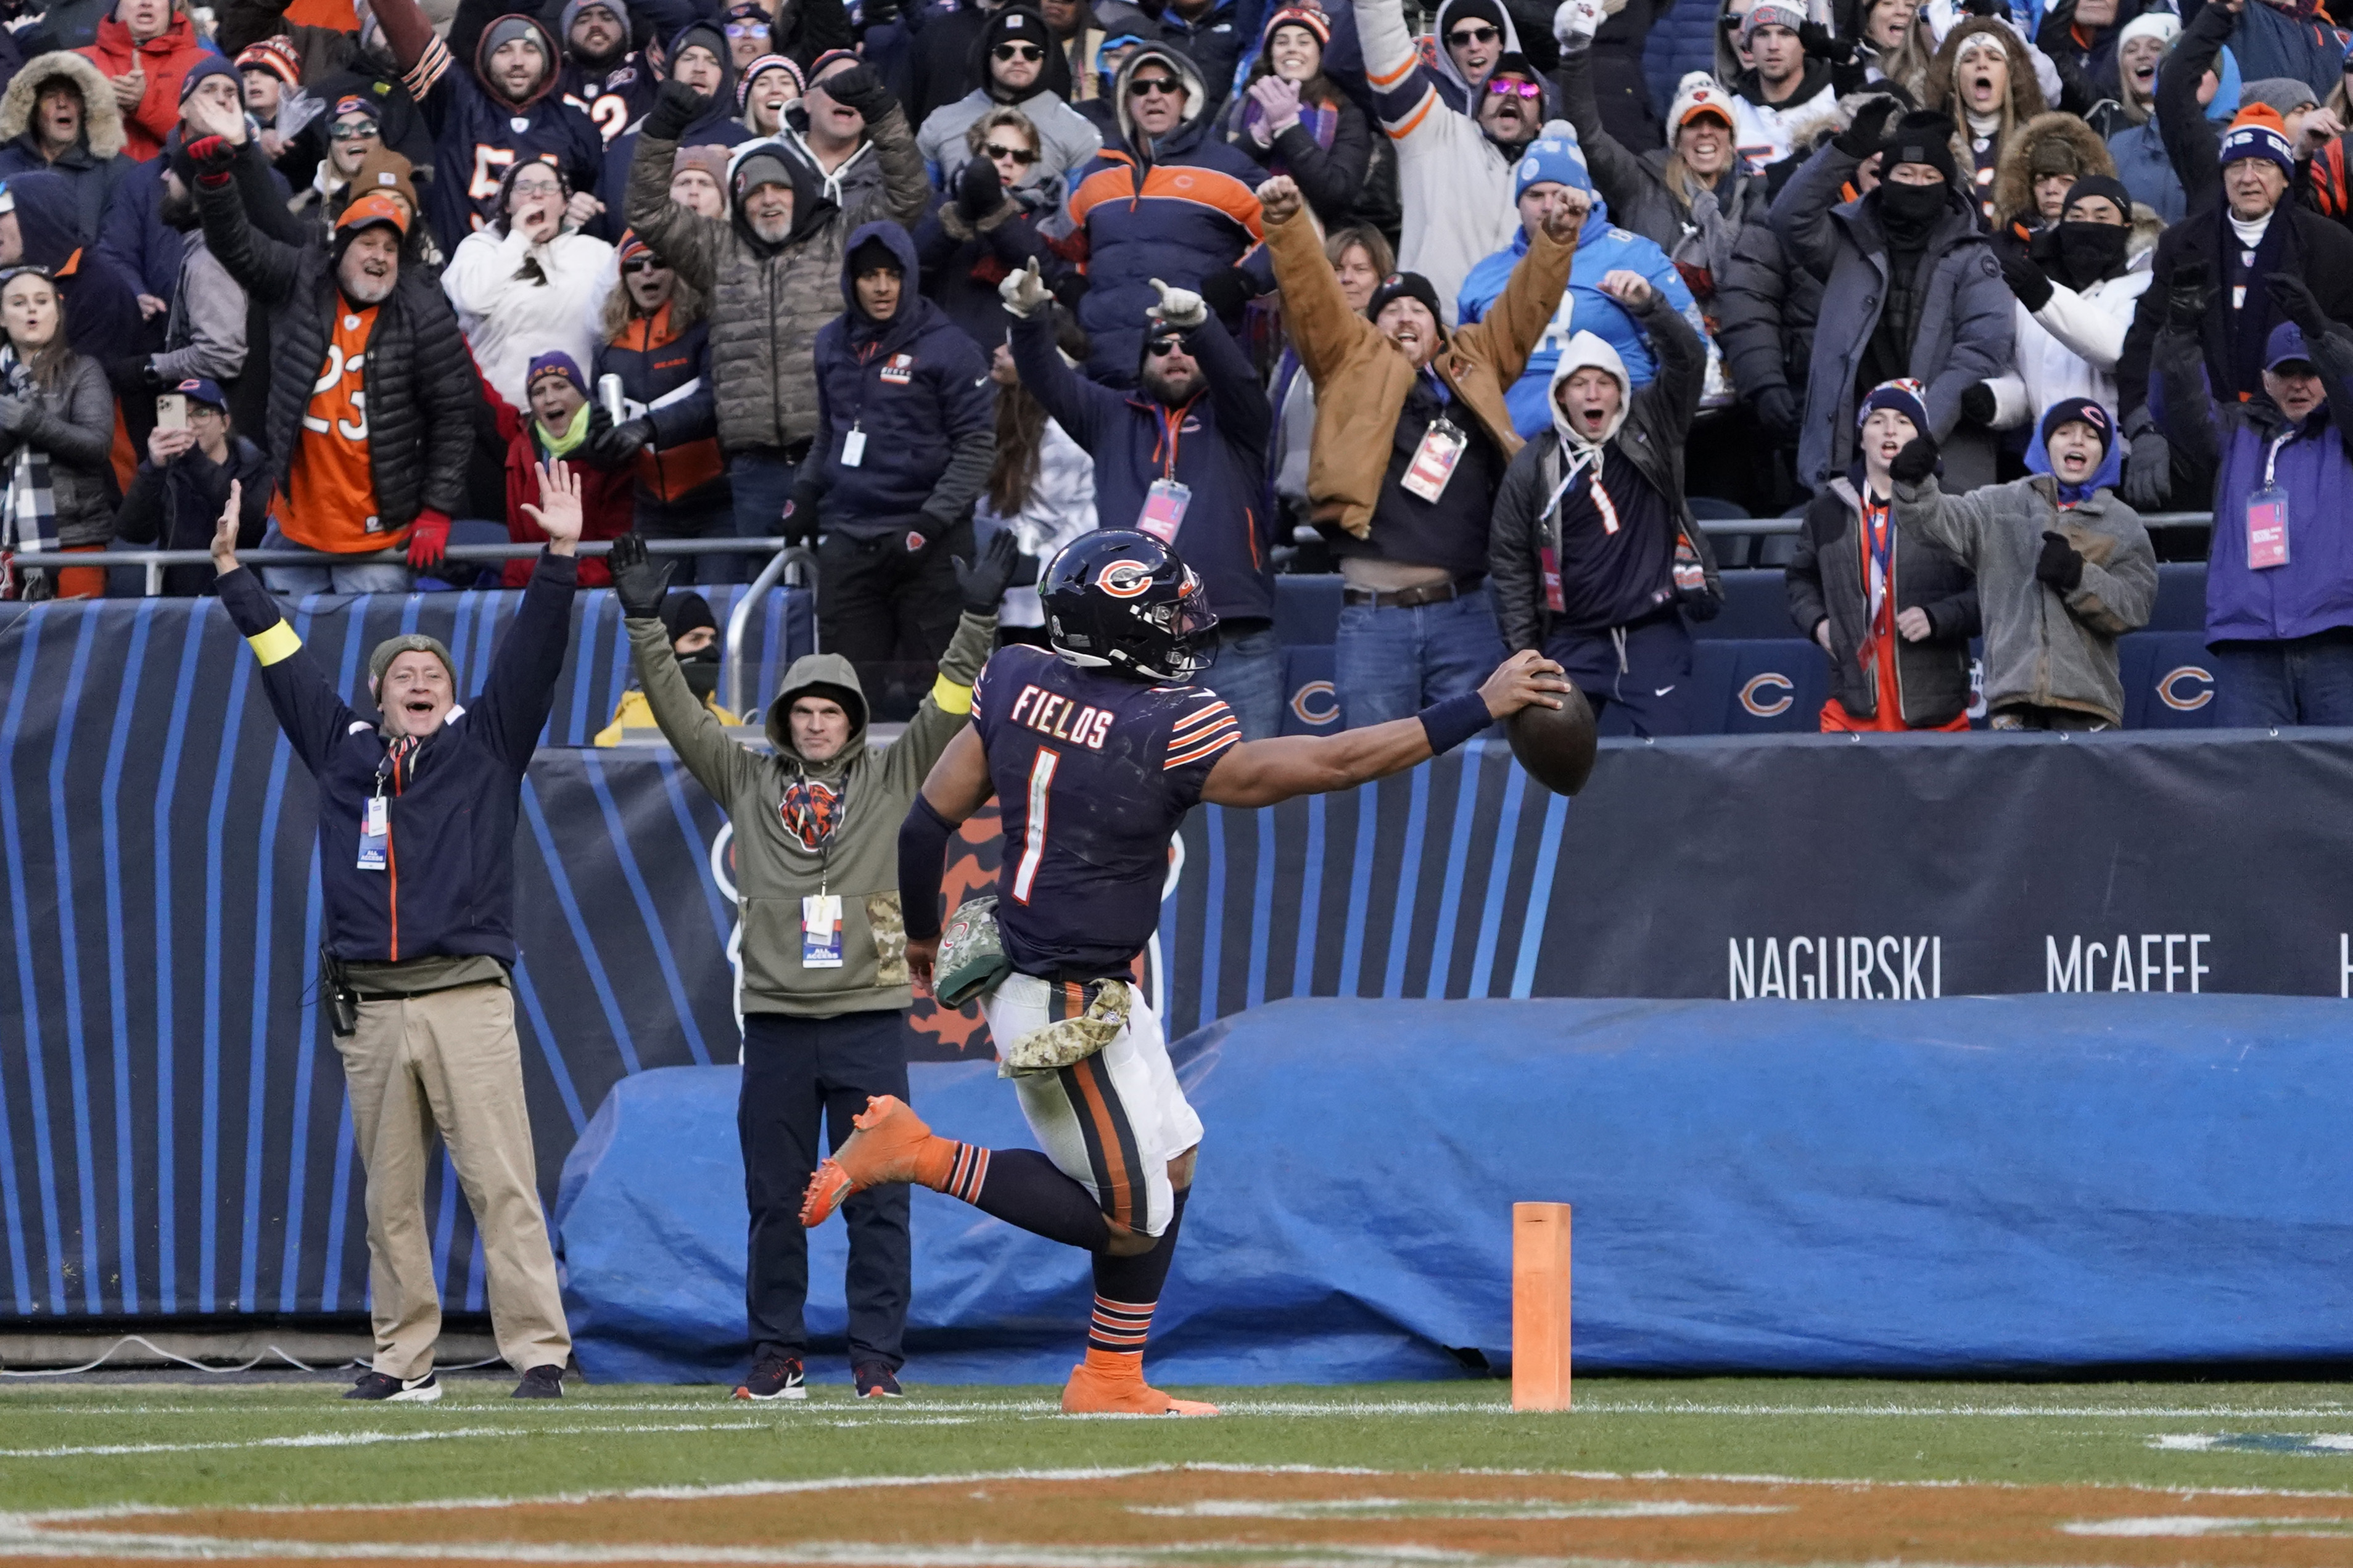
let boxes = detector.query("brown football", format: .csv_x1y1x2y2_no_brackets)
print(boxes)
1507,684,1599,795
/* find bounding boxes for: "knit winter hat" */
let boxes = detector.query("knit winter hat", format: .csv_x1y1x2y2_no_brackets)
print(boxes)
2238,75,2318,116
2116,10,2178,52
234,37,302,86
558,0,625,45
672,142,730,183
2060,173,2132,217
1514,133,1591,199
659,590,718,642
2040,395,2113,462
731,147,797,202
736,52,806,109
1669,71,1734,129
1261,4,1331,46
369,634,456,688
617,227,653,266
1741,1,1803,40
983,6,1049,59
178,54,241,105
2220,102,2296,178
1366,270,1444,324
1881,109,1959,187
1443,0,1508,35
527,350,588,396
350,145,419,210
1857,377,1929,433
332,91,384,125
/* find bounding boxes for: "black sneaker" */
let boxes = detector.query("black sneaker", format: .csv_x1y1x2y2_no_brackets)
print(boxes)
854,1361,904,1398
511,1364,564,1399
344,1369,440,1402
735,1355,806,1401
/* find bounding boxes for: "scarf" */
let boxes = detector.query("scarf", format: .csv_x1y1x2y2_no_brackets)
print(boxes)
0,345,59,594
535,400,592,459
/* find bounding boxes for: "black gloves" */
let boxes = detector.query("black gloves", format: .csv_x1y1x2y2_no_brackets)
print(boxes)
1959,382,1997,425
609,533,676,620
1834,94,1902,158
2166,260,2212,331
2036,530,2084,593
1999,248,2054,312
1753,385,1800,439
822,64,897,121
2265,270,2331,337
955,153,1002,221
860,0,900,25
1889,433,1939,485
645,79,708,141
590,416,654,470
2123,427,2172,509
781,482,821,543
954,528,1021,615
1797,20,1856,63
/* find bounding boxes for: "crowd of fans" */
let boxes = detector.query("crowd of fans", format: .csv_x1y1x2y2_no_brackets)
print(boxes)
3,0,2353,729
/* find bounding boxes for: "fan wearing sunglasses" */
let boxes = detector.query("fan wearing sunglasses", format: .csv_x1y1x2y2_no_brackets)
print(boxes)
916,6,1103,189
912,107,1080,351
1352,0,1565,330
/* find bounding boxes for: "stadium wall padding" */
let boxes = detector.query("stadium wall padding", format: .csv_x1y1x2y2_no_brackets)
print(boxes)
557,996,2353,1383
7,592,2353,1334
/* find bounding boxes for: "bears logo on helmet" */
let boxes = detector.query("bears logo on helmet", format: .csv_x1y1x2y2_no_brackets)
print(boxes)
1096,559,1155,599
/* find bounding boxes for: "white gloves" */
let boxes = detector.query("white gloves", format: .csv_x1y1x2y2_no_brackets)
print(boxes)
1555,0,1602,45
1148,276,1207,331
999,257,1052,319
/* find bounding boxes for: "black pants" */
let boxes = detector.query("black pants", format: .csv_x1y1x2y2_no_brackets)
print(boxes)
819,521,968,719
739,1009,912,1369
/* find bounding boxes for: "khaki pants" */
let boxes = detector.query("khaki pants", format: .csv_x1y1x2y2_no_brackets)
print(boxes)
339,982,572,1379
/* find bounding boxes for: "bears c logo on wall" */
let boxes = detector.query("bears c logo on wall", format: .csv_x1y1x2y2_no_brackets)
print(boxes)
1739,672,1794,718
1097,560,1155,598
1290,679,1340,727
2158,667,2214,710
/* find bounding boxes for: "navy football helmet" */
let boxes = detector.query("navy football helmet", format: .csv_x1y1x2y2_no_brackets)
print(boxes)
1040,530,1220,683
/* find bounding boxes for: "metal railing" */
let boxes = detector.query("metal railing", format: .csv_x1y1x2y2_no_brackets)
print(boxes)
725,545,818,720
1293,514,2220,545
6,537,791,597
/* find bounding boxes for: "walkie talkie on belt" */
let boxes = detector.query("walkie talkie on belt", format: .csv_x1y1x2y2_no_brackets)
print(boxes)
320,946,360,1038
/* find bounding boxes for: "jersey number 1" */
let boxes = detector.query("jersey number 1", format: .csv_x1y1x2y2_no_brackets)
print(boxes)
1011,747,1058,904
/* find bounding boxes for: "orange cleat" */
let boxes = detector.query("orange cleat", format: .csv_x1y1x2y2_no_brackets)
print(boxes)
798,1096,951,1226
1060,1353,1220,1416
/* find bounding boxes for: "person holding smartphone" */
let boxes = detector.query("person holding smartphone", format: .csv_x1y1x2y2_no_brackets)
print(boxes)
115,374,270,594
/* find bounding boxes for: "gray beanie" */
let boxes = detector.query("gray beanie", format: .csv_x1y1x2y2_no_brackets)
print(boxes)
2240,76,2319,117
369,633,457,689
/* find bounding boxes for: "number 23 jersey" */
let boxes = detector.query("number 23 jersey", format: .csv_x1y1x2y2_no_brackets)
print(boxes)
970,644,1241,979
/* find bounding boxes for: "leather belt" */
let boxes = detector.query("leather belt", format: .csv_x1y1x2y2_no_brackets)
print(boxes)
1341,577,1477,609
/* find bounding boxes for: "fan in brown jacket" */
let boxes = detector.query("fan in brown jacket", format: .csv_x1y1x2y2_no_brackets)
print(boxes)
1259,170,1575,726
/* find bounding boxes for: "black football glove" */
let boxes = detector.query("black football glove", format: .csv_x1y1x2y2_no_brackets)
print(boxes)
1753,385,1801,439
2265,270,2331,337
2035,529,2084,593
1797,20,1856,62
955,152,1003,221
820,64,897,122
1834,93,1903,157
645,79,708,141
1959,382,1997,425
2166,260,2212,330
1889,433,1939,485
954,528,1021,615
609,532,676,620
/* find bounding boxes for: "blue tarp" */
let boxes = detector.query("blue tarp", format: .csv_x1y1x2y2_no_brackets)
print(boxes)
554,995,2353,1385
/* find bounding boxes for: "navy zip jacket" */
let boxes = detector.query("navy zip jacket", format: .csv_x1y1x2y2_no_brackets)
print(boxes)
806,220,995,540
1010,301,1276,624
215,552,579,964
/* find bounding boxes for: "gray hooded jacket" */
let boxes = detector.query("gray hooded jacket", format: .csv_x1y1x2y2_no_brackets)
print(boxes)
627,609,995,1016
1892,471,2155,724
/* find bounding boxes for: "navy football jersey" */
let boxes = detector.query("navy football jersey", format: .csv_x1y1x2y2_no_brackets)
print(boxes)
404,35,605,252
971,644,1241,979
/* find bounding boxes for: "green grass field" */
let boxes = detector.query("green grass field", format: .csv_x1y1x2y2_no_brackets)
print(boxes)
6,1376,2353,1517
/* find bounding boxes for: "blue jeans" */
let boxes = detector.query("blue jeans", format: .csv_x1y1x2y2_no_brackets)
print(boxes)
725,449,801,588
257,521,413,596
1200,625,1285,739
1333,584,1506,728
2213,632,2353,726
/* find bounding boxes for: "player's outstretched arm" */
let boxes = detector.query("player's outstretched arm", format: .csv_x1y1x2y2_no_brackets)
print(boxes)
899,726,999,988
1199,652,1569,809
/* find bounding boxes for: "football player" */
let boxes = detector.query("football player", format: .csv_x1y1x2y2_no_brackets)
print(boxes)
803,530,1568,1414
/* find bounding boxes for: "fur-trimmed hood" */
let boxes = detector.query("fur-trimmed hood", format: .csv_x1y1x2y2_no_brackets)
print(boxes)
0,52,125,161
1924,16,2046,131
1992,110,2114,226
